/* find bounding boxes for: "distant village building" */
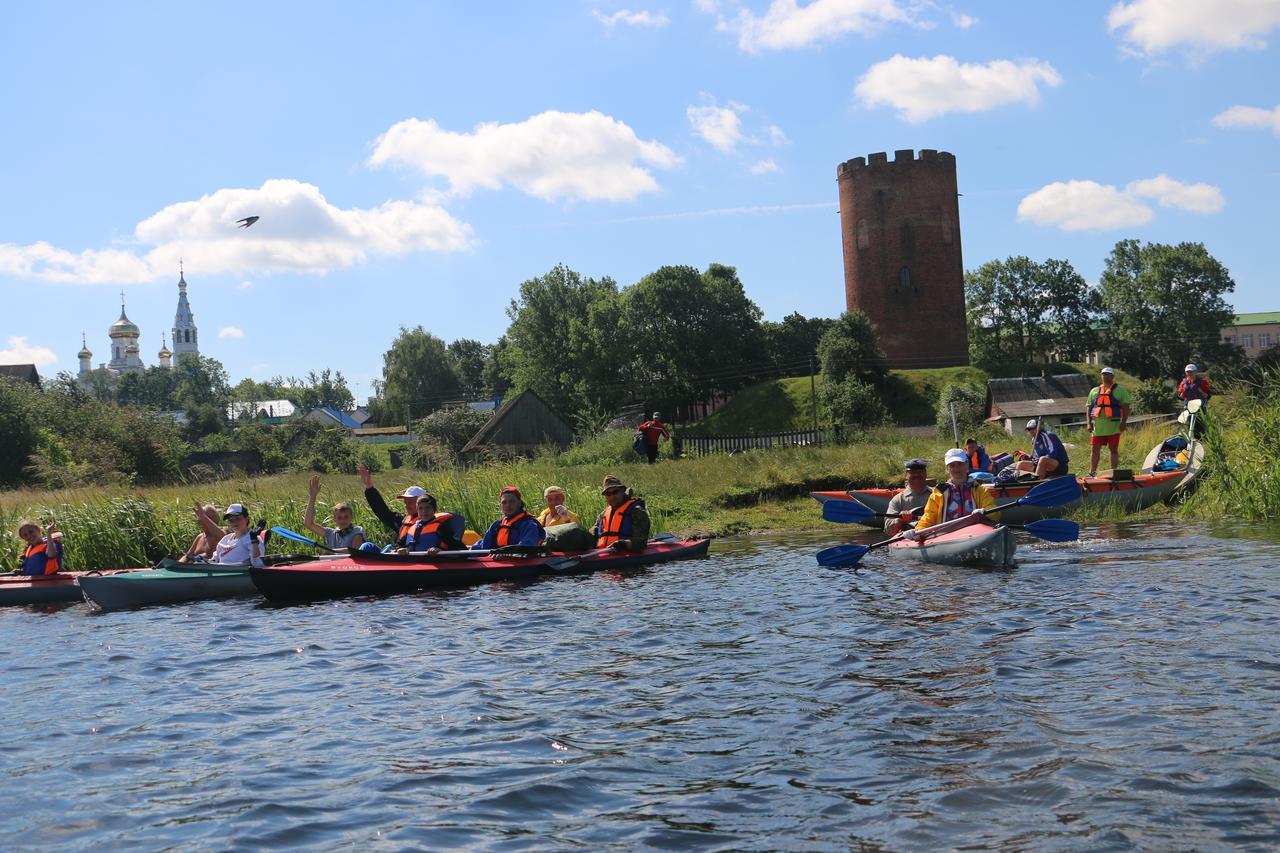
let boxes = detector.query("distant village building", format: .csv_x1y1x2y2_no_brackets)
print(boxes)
459,389,573,462
78,267,200,385
1221,312,1280,359
227,399,297,421
0,363,41,387
985,374,1094,434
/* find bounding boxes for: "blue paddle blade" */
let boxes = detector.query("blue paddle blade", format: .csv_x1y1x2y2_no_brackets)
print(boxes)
821,499,876,524
271,526,323,547
1020,518,1080,542
815,543,872,567
1016,476,1083,508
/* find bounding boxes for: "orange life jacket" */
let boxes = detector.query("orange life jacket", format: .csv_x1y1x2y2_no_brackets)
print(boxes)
408,513,457,549
23,541,61,575
969,450,981,470
396,514,421,546
1092,385,1120,419
596,499,637,547
496,511,533,547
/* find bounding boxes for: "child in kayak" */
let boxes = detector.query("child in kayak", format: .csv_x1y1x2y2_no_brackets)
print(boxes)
906,449,1000,539
396,493,466,555
304,475,367,550
537,485,579,527
15,518,63,575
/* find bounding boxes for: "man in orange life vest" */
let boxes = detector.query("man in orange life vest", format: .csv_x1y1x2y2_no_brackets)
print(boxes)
637,412,670,464
472,486,545,549
16,518,63,575
1085,366,1130,477
357,462,429,550
593,474,651,551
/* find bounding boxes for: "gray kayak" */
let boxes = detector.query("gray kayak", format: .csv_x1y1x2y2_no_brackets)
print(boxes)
885,522,1016,567
77,564,256,611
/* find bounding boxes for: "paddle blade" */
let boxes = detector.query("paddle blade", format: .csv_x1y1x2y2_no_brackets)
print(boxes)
1020,518,1080,543
815,543,871,567
271,526,323,548
822,499,876,524
1017,476,1082,508
1186,398,1203,414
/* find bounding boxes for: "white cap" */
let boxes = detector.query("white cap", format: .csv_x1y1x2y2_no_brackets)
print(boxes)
652,412,660,418
1101,366,1115,374
224,503,248,518
944,448,969,466
396,485,427,499
1025,419,1040,430
1184,363,1199,372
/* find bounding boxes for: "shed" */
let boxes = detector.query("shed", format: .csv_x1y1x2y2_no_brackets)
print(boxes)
0,363,41,388
985,374,1094,434
459,389,573,461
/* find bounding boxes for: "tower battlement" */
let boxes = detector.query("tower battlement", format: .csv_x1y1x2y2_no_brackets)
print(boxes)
835,149,968,369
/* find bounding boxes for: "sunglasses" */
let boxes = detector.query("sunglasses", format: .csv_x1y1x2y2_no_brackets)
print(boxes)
603,487,624,495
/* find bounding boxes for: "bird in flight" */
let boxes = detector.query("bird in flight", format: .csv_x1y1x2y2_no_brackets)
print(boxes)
235,216,260,228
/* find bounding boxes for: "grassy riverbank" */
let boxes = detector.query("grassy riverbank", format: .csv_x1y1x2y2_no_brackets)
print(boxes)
1,420,1189,572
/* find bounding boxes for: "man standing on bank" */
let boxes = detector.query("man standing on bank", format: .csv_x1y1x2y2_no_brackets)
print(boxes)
637,412,670,464
1086,366,1130,477
884,458,932,536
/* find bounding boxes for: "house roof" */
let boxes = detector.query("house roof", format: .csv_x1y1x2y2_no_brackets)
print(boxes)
0,363,40,386
311,406,362,430
988,397,1092,419
1232,312,1280,326
460,388,566,455
352,425,408,436
987,374,1094,420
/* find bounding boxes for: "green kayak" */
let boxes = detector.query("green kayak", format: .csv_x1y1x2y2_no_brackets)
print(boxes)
77,563,256,612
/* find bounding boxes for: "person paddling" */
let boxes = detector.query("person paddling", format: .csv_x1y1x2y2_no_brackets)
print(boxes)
906,449,1000,540
304,475,366,550
357,462,426,550
593,474,651,552
884,458,931,536
398,493,466,555
14,518,63,576
1086,366,1130,477
472,486,545,550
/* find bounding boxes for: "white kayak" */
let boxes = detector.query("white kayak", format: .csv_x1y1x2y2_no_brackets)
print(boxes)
886,521,1016,568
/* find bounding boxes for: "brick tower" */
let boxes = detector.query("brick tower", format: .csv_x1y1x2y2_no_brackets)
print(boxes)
837,149,969,369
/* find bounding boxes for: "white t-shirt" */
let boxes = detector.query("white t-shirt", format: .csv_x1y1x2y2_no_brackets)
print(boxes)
212,531,263,567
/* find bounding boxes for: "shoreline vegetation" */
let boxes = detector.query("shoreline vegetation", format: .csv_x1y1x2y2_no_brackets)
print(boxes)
6,406,1266,573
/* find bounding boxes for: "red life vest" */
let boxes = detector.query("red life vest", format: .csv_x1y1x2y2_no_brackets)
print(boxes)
496,511,533,547
408,513,457,549
941,482,977,522
1092,385,1120,419
596,499,636,547
396,514,421,546
22,541,61,575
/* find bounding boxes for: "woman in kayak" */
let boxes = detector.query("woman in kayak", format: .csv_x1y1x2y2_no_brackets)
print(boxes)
906,449,1000,540
15,518,63,575
196,503,265,566
472,486,545,549
537,485,579,527
303,475,367,550
397,493,466,555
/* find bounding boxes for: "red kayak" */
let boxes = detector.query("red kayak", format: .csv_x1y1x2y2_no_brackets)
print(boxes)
249,538,712,602
0,571,131,606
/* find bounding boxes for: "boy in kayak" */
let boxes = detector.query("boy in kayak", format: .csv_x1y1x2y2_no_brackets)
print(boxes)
472,486,545,549
1013,419,1070,480
906,449,999,539
304,475,367,550
398,492,467,555
884,458,931,536
594,474,651,551
15,518,63,575
357,463,428,550
964,438,993,474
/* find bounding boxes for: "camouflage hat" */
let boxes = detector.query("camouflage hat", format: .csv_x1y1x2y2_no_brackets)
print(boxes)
600,474,626,494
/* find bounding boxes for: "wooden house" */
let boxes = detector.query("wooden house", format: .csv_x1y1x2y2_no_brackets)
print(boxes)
459,389,573,462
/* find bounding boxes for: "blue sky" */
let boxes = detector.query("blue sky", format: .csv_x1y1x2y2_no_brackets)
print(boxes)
3,1,1278,400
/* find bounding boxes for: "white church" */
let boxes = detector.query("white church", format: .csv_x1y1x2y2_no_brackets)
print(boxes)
78,268,201,382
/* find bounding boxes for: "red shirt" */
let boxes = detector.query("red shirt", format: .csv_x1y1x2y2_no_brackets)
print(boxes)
639,420,669,446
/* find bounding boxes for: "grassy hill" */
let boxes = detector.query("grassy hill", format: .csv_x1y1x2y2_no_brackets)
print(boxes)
687,362,1142,433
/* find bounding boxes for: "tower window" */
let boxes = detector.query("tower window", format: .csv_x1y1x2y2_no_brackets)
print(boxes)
856,219,869,250
900,222,914,260
898,266,912,294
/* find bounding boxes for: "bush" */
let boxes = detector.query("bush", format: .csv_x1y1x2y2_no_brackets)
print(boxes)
1132,379,1175,415
820,376,891,429
557,429,641,466
416,406,491,454
404,438,457,470
935,383,987,439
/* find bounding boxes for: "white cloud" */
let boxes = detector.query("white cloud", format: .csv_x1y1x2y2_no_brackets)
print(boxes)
952,11,977,29
1213,103,1280,136
369,110,681,202
855,54,1061,122
1018,175,1224,231
0,179,473,284
765,124,789,145
237,280,255,290
1108,0,1280,56
1126,174,1224,213
709,0,918,52
218,326,245,339
0,335,58,368
750,159,780,174
593,8,670,27
688,101,747,152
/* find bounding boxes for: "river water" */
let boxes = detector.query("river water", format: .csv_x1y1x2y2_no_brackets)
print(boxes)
2,520,1278,850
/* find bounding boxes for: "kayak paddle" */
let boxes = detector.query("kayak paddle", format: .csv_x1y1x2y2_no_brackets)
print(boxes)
1009,518,1079,543
822,499,885,524
544,547,613,572
270,526,340,552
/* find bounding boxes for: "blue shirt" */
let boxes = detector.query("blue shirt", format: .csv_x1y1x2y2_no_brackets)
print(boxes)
473,514,545,549
1032,429,1070,467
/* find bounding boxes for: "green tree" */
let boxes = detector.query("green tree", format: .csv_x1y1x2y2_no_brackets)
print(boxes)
966,256,1100,369
934,382,987,439
173,353,231,409
448,339,492,399
282,369,354,412
0,377,44,487
1100,240,1243,379
761,312,835,375
819,376,891,429
117,365,182,410
500,265,623,413
817,311,887,385
372,326,462,424
416,405,491,454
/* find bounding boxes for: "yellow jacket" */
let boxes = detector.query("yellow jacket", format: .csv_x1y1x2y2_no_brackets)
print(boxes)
916,481,1000,531
537,506,580,527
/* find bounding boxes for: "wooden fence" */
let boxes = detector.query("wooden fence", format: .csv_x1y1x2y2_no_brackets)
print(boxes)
673,428,838,457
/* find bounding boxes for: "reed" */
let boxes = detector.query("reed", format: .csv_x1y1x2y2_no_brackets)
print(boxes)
1180,371,1280,521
